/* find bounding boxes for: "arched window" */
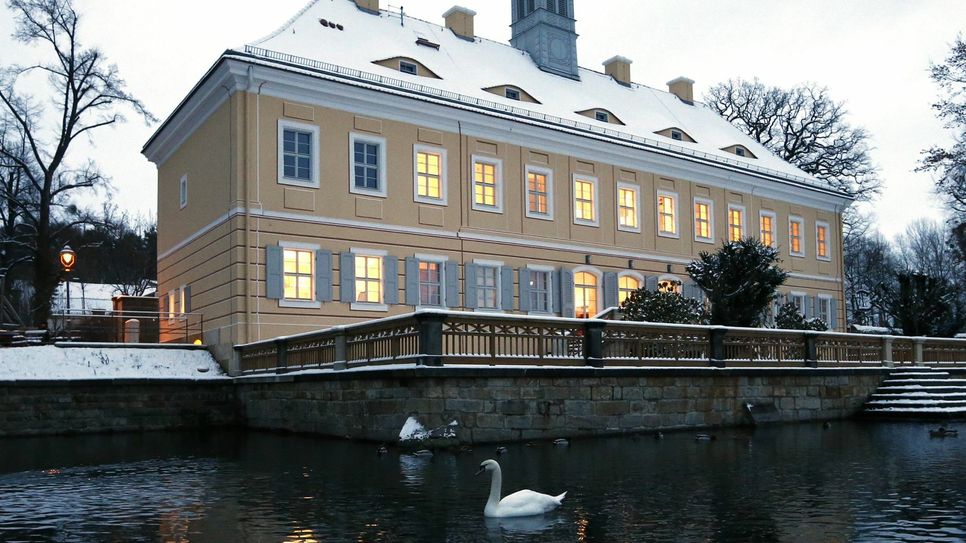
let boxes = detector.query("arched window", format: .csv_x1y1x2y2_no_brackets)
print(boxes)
657,275,682,295
574,271,599,318
618,273,642,304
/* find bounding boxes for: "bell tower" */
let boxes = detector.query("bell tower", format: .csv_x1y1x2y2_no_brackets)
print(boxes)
510,0,579,80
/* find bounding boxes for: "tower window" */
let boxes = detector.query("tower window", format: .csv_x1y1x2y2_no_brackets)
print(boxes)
557,0,568,17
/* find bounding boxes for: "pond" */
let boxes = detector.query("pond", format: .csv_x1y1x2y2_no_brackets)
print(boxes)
0,421,964,542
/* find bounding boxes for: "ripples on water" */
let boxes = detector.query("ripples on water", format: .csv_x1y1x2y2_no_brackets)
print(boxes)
0,422,963,542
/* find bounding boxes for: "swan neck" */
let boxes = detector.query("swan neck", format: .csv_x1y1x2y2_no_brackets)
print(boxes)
487,464,503,509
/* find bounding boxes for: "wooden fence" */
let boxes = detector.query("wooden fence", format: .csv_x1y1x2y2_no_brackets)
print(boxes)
235,311,966,375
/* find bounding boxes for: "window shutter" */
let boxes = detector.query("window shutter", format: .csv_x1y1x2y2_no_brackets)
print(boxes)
315,250,333,302
518,268,531,312
159,293,167,317
830,299,839,330
646,276,658,291
266,245,283,300
445,261,459,308
807,296,816,319
464,263,478,309
183,285,191,313
603,272,618,309
405,257,419,306
500,266,514,311
383,257,398,305
339,252,355,303
558,268,574,317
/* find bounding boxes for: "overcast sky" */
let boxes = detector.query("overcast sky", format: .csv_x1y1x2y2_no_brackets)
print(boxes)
1,0,963,239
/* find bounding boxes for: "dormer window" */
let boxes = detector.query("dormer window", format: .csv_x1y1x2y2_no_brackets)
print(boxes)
577,108,624,125
735,147,746,157
656,127,696,143
595,111,609,123
505,88,521,101
400,61,418,75
722,145,757,159
483,85,540,103
671,130,683,141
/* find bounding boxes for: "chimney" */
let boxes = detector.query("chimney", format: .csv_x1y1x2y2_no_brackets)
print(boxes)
443,6,476,40
667,77,695,104
354,0,379,14
603,56,633,86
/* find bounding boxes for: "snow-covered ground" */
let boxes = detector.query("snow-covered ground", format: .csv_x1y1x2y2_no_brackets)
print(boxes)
0,346,225,380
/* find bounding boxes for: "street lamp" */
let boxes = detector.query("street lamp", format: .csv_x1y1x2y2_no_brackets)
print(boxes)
59,245,76,312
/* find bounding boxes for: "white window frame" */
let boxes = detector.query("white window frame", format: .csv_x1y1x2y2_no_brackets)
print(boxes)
473,258,505,313
524,264,555,315
572,174,599,227
617,271,645,304
657,190,680,239
414,253,448,309
657,274,683,295
816,221,832,261
279,240,322,309
348,133,388,198
789,292,807,316
727,204,746,242
817,294,832,324
693,197,714,243
616,182,641,233
350,247,389,312
789,216,805,258
572,266,602,319
167,290,178,322
277,119,320,188
524,165,554,221
179,175,188,209
759,210,777,248
413,145,447,206
471,155,504,213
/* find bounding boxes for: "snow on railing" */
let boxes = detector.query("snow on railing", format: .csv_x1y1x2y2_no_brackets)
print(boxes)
234,310,966,375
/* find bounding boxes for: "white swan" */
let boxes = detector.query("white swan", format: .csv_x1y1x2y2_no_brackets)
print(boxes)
476,459,566,518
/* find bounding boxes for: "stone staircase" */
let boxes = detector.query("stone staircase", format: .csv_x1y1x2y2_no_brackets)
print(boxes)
863,367,966,420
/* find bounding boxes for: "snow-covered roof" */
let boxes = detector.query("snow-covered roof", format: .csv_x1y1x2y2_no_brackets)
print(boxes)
51,282,121,313
243,0,837,194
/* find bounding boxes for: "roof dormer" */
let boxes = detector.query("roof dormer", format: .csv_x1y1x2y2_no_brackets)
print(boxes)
483,84,541,104
722,144,757,159
656,127,696,143
372,57,441,79
577,108,624,126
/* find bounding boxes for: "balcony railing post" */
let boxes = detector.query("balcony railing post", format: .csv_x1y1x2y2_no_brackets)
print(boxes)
913,338,925,366
416,313,445,367
334,330,347,371
275,338,288,373
584,320,605,368
882,336,894,368
804,332,818,368
709,327,727,368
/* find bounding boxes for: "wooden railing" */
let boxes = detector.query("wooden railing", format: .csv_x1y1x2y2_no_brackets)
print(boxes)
233,311,966,375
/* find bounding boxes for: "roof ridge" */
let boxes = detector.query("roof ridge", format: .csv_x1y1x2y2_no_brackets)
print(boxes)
250,0,323,46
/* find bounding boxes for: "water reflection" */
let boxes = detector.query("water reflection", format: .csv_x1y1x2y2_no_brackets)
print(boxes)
0,422,963,542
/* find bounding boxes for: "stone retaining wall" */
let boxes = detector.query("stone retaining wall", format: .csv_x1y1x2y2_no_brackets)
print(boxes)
236,367,890,444
0,380,238,437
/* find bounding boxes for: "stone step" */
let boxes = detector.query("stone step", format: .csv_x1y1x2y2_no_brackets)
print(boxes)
870,392,966,401
882,378,966,385
866,399,966,408
876,386,966,395
887,372,951,379
863,406,966,420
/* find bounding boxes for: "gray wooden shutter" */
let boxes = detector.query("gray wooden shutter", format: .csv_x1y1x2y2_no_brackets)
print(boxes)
384,257,398,305
558,268,575,317
518,268,531,312
464,263,478,309
183,285,191,313
315,250,332,302
646,275,658,291
339,252,355,303
445,261,459,308
807,296,816,319
405,257,419,306
500,266,514,311
603,272,619,309
266,245,283,300
830,299,839,330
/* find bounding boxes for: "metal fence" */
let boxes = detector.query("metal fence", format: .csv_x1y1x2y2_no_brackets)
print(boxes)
48,309,204,345
235,310,966,375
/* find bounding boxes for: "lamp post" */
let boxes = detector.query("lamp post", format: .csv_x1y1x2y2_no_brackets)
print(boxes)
59,245,76,312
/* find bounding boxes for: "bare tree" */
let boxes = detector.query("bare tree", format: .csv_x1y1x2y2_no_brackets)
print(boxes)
921,35,966,217
705,79,881,202
895,219,961,282
843,227,896,328
0,0,155,325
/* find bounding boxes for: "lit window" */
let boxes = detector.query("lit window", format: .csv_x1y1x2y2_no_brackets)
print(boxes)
574,271,598,319
618,275,641,304
658,278,682,294
694,198,713,242
476,265,500,310
658,192,678,237
789,216,804,257
179,175,188,209
415,148,444,203
527,270,551,313
418,261,442,306
595,111,610,123
505,88,521,101
617,184,639,231
282,129,313,181
400,61,418,75
527,168,551,218
355,255,383,304
728,205,745,242
283,248,314,301
816,222,830,260
817,297,832,323
472,157,502,212
573,177,597,225
760,211,776,248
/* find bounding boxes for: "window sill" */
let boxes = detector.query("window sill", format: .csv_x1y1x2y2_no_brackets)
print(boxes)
618,225,641,233
415,197,448,207
658,231,680,239
279,300,321,309
351,303,389,312
790,253,805,259
817,256,832,262
278,177,319,189
694,237,714,244
471,204,504,214
474,308,505,314
525,212,555,222
574,220,600,228
349,187,388,198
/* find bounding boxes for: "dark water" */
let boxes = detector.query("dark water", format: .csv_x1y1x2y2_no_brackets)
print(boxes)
0,422,964,542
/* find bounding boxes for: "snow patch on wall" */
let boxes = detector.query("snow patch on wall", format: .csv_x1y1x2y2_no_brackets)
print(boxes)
0,346,225,381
